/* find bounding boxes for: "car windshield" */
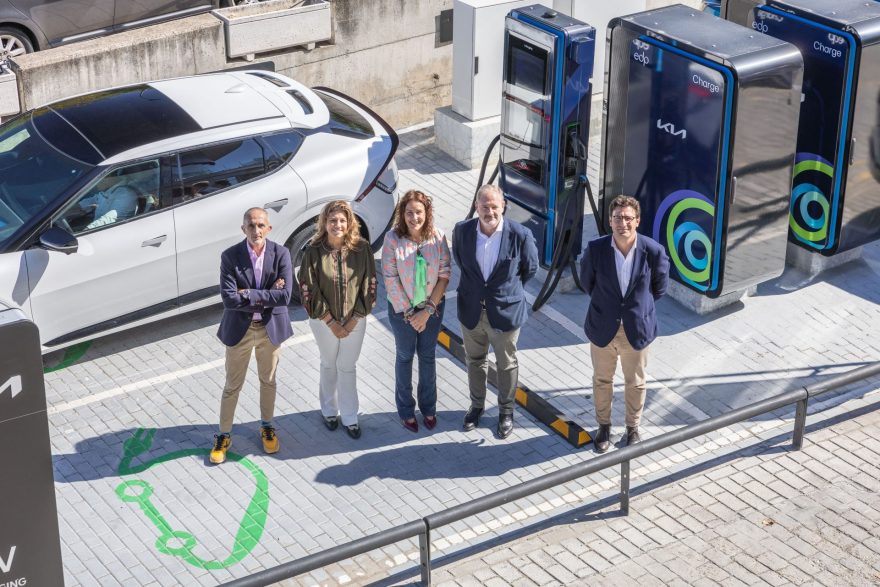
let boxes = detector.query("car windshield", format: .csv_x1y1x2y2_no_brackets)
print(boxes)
0,116,94,249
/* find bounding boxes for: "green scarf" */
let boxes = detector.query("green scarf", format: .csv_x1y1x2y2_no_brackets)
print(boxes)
412,249,427,307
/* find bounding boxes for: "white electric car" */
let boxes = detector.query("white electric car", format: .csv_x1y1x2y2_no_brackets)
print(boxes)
0,70,398,351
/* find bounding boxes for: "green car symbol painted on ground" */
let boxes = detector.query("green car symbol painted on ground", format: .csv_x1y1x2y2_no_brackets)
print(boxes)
116,428,270,569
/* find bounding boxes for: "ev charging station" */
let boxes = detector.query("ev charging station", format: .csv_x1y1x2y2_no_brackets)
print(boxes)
498,5,595,308
724,0,880,259
601,5,803,303
0,307,64,586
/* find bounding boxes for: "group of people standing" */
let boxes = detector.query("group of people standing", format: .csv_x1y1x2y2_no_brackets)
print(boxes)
208,186,669,465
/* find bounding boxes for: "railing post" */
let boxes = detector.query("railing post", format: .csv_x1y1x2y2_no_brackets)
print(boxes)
620,460,630,515
793,396,808,450
419,522,431,586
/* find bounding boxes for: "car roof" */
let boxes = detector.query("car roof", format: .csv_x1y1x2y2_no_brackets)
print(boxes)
149,74,284,128
38,72,330,163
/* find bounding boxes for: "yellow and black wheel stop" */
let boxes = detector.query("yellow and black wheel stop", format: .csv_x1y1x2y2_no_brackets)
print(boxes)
437,326,591,448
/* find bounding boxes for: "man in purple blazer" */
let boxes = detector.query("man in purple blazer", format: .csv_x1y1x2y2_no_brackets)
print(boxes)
210,207,293,464
580,195,669,453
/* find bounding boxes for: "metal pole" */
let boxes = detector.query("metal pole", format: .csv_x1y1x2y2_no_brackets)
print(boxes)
793,396,808,450
620,460,630,515
419,524,431,586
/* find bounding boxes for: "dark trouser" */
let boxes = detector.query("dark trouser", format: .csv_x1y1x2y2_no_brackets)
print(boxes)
387,299,444,420
461,309,520,415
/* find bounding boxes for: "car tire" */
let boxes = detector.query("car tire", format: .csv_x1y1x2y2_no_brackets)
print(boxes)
0,26,34,60
286,220,317,304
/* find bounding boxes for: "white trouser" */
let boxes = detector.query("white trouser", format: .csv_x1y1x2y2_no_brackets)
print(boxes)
309,318,367,426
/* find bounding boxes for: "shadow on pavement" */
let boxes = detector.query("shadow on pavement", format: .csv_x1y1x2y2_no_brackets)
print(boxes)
52,408,568,485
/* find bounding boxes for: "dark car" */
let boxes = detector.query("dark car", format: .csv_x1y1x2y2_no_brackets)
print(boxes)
0,0,258,59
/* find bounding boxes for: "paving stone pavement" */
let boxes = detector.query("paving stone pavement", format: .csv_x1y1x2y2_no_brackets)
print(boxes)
41,121,880,587
422,398,880,587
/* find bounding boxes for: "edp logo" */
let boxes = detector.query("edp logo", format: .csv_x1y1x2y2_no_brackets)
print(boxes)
632,39,651,52
633,51,650,65
752,21,769,33
827,33,845,45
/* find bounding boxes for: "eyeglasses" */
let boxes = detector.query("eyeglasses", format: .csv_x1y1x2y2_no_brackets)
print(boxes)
611,215,637,224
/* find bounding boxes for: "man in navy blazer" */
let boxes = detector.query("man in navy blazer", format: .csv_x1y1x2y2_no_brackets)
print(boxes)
210,207,293,464
580,195,669,453
453,184,538,439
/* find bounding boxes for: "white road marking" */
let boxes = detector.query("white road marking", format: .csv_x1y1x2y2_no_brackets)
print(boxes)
48,313,391,415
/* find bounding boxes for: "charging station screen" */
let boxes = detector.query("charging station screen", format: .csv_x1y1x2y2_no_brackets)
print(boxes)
502,35,550,187
507,35,548,95
752,8,851,250
620,37,727,292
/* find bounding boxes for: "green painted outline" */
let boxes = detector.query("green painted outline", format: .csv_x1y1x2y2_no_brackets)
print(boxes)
116,428,269,570
666,197,715,284
43,342,91,373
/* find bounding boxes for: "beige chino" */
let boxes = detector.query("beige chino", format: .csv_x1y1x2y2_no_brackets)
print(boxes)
590,324,648,427
219,322,281,433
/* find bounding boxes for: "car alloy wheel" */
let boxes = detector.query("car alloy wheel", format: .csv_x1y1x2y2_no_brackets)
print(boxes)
0,28,33,61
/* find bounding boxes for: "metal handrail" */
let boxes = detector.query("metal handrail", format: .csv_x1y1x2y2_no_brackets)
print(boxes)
221,362,880,587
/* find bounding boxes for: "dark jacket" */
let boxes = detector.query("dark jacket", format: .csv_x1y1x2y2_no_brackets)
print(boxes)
218,239,293,347
452,217,538,332
579,234,669,350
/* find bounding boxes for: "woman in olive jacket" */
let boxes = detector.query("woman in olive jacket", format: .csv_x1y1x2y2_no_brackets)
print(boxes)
298,200,376,439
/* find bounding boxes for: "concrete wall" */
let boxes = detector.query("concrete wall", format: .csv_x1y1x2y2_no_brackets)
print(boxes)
7,0,452,129
247,0,453,129
10,14,226,112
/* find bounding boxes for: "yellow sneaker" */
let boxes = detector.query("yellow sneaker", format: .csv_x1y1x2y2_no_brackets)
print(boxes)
261,426,279,454
210,434,231,464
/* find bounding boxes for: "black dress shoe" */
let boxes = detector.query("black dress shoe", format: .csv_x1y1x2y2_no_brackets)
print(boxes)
345,424,362,439
625,426,641,446
323,416,339,431
497,413,514,439
463,407,483,431
594,423,611,453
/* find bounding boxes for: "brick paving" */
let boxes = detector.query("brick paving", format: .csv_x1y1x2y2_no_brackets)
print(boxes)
41,122,880,586
427,399,880,587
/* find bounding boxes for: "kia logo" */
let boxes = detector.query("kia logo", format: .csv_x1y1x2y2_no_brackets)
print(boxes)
657,119,687,140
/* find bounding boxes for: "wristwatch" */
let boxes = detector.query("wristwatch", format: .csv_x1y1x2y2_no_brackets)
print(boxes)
425,303,436,316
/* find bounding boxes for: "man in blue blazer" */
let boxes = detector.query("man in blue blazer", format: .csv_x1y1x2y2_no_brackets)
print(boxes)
210,207,293,464
580,195,669,453
453,185,538,439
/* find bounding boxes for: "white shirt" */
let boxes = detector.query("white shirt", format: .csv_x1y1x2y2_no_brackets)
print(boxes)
612,234,637,297
81,185,139,229
475,217,504,281
247,242,265,321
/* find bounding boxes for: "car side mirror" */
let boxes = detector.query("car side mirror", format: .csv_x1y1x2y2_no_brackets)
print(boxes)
39,227,78,255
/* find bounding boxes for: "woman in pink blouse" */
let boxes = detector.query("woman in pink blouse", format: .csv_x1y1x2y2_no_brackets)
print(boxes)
381,190,451,432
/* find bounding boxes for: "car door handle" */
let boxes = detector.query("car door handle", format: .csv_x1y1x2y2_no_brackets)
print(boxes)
141,235,167,247
264,198,288,211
